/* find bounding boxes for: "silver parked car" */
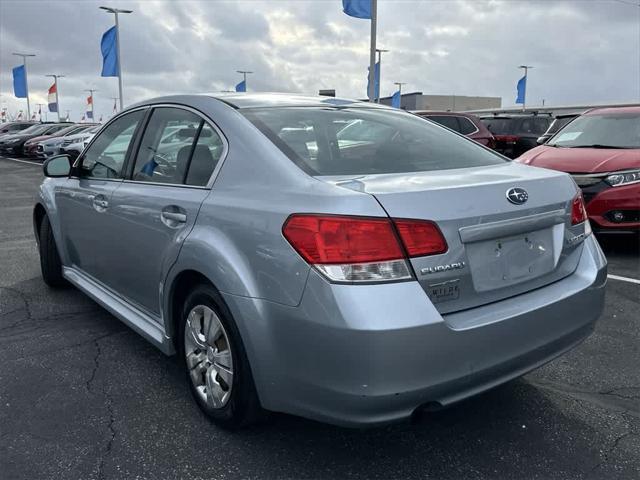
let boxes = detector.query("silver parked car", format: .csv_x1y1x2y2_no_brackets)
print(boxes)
34,93,607,429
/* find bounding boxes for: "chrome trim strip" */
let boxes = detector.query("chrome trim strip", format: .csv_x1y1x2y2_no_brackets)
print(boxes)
459,209,567,244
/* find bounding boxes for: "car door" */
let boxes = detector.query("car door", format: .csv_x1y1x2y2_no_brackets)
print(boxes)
55,109,147,286
106,106,226,317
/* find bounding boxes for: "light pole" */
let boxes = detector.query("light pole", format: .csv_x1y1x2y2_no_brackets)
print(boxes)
394,82,406,108
45,74,65,122
85,89,98,121
12,53,35,120
236,70,253,91
367,0,378,102
375,48,389,103
518,65,533,111
100,6,132,111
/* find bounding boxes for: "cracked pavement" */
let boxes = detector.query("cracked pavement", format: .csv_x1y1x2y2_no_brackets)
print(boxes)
0,157,639,479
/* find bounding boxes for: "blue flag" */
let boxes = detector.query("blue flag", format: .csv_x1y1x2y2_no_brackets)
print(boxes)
343,0,371,19
391,90,401,108
235,80,246,92
516,75,526,104
12,65,27,98
366,62,380,100
101,26,119,77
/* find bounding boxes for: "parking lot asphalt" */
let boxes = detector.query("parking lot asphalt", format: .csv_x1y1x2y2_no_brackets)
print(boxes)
0,156,638,480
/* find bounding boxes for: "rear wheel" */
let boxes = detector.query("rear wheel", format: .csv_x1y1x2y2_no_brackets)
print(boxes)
179,284,261,429
38,215,66,288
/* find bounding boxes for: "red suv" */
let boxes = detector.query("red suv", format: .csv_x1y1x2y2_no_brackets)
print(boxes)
516,106,640,232
414,111,496,149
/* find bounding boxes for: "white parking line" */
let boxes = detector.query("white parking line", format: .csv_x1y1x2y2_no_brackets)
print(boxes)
608,274,640,285
1,157,41,166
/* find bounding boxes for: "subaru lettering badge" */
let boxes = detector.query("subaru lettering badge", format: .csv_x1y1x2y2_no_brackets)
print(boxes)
506,187,528,205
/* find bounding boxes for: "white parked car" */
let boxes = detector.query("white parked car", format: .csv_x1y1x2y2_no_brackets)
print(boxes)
59,125,102,158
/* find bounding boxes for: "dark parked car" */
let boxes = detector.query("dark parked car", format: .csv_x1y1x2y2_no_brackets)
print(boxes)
0,122,72,156
414,111,496,148
536,114,579,145
480,113,553,158
0,121,36,138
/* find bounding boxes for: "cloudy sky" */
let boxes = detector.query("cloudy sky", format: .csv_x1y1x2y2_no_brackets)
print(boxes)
1,0,639,121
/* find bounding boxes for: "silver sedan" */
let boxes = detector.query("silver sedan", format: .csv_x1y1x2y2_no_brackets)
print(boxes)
34,93,606,428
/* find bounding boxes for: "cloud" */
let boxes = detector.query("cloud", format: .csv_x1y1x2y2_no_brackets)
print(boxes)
0,0,638,121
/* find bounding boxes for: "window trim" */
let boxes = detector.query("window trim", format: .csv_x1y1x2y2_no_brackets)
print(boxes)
72,106,150,182
121,103,229,190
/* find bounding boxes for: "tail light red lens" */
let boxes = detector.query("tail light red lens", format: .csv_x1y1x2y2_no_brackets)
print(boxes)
282,215,404,264
394,219,447,257
282,214,448,283
571,192,588,225
495,135,520,145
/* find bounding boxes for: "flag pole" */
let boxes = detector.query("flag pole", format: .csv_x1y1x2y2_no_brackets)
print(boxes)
367,0,377,102
100,7,132,111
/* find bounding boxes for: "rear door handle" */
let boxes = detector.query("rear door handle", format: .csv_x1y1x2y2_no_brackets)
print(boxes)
162,212,187,223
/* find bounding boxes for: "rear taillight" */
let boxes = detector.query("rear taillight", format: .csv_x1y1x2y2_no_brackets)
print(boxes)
494,135,520,145
282,214,447,283
394,219,447,257
571,192,588,225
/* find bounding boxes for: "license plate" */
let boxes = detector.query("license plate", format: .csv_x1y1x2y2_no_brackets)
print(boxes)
466,228,556,292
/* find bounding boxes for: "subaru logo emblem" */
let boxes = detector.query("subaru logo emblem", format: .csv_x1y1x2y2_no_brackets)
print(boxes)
506,187,528,205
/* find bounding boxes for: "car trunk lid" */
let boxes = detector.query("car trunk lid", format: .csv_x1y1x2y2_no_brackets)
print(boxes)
322,163,585,314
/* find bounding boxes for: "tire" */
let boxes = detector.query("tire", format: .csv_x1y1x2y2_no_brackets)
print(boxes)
38,215,67,288
179,284,262,429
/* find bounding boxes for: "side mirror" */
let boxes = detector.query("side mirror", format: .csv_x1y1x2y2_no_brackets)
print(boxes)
536,136,549,145
43,154,72,178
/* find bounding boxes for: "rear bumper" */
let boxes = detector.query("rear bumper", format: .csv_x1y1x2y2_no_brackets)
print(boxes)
223,234,607,427
586,182,640,231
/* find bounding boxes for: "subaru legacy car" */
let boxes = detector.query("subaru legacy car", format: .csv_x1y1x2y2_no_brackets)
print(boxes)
34,93,606,429
517,106,640,232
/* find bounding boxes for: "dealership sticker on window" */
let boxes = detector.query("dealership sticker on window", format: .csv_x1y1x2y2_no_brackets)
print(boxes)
556,131,582,142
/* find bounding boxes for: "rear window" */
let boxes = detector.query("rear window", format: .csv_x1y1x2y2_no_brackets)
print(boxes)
481,117,513,135
519,117,551,135
243,107,505,176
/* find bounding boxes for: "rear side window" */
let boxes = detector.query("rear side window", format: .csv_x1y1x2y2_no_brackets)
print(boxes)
425,115,461,132
244,107,505,176
79,110,144,179
131,107,223,186
457,117,479,135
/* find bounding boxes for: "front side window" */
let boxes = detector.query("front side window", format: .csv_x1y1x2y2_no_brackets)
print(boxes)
548,112,640,148
79,110,144,179
244,107,505,176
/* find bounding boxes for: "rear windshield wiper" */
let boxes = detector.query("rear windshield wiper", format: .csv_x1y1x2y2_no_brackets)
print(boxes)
567,144,633,149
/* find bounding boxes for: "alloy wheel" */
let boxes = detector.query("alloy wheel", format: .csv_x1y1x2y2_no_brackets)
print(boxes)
184,305,234,408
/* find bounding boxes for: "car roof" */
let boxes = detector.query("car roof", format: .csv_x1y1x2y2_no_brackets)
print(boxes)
585,106,640,115
412,111,474,117
136,92,391,110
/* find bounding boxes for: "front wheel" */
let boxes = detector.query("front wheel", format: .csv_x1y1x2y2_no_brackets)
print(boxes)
179,285,262,429
38,215,66,288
